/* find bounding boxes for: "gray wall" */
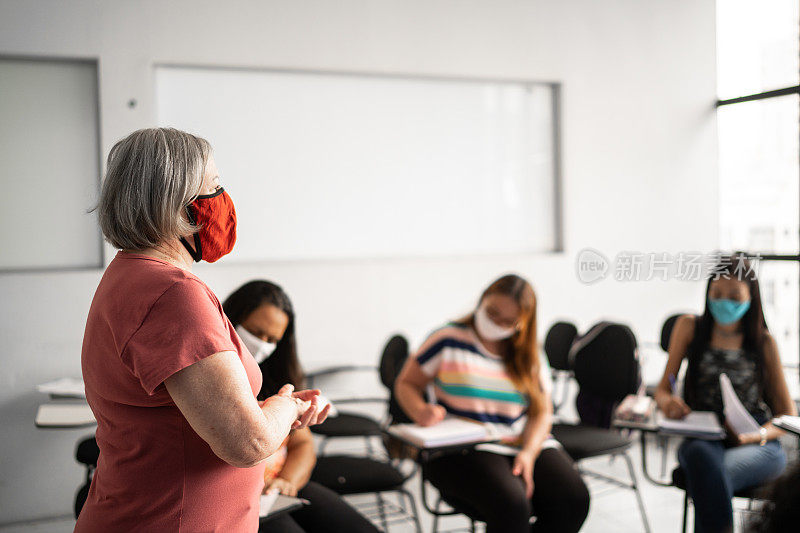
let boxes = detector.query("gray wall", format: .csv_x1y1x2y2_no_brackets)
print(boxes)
0,0,718,524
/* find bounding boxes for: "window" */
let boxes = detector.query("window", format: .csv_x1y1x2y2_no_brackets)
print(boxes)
716,0,800,369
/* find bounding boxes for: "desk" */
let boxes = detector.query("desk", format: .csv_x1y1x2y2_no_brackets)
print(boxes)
35,403,96,429
382,427,498,524
35,378,94,429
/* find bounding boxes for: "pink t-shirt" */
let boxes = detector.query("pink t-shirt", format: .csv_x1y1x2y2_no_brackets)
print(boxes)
75,251,265,533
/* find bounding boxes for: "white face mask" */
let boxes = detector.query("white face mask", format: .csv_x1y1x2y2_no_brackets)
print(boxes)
474,304,516,341
235,324,277,363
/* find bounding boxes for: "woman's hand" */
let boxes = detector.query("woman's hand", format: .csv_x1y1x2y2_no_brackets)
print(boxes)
264,477,300,497
512,449,536,499
416,404,446,427
734,432,761,446
662,395,691,420
275,384,331,429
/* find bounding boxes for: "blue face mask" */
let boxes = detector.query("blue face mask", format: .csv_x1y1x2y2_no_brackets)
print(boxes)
708,298,750,325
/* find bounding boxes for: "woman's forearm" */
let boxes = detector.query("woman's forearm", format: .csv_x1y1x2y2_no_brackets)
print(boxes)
278,439,316,488
395,380,428,423
520,410,552,458
256,397,299,461
654,386,671,411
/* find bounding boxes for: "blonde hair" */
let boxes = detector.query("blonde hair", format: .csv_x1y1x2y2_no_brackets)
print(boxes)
96,127,210,250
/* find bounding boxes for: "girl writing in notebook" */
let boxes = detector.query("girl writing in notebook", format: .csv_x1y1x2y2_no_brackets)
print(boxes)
655,254,796,533
224,280,378,533
394,274,590,533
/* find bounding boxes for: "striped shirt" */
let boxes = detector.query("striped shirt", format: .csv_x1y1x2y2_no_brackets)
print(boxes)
414,322,552,431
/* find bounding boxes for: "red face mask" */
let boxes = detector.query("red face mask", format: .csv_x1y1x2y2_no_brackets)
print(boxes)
180,188,237,263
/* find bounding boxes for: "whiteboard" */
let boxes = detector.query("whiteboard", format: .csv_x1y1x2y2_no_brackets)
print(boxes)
156,66,558,262
0,58,101,271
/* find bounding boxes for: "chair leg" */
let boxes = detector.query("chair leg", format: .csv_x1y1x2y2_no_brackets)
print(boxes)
400,489,422,533
366,435,375,458
622,452,651,533
659,435,669,478
375,492,388,532
432,497,442,533
682,491,689,533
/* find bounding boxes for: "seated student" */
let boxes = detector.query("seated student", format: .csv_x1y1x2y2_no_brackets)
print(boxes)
223,280,378,533
394,274,590,533
655,254,797,533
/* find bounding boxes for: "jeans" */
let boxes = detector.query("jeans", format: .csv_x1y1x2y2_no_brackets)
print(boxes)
677,439,786,533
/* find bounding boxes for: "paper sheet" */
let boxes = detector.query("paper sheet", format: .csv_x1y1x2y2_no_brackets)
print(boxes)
36,377,86,398
720,373,761,436
259,489,280,517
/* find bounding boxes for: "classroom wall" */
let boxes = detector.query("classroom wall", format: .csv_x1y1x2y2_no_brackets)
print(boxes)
0,0,718,524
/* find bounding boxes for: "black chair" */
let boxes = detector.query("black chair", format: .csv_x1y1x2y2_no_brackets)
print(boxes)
311,335,422,532
74,435,100,518
552,322,651,533
660,314,683,354
544,321,578,414
306,365,386,457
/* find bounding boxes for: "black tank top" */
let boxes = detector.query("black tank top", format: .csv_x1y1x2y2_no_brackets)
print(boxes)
686,346,770,423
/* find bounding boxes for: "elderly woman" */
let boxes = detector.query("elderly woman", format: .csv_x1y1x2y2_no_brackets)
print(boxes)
75,128,329,532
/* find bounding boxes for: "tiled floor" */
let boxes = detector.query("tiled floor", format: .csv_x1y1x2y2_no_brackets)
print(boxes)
3,435,771,533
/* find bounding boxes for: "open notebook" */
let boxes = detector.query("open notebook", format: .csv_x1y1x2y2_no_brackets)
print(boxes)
656,411,725,440
387,416,521,449
774,415,800,434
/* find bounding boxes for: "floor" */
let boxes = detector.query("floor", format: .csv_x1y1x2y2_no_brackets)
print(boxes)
0,433,772,533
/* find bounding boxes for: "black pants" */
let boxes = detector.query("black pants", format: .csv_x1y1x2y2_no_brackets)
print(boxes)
258,480,379,533
423,447,590,533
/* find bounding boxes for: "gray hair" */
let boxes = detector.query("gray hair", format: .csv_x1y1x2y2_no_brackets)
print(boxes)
97,128,211,250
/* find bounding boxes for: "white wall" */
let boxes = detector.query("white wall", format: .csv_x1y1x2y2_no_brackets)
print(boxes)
0,0,718,524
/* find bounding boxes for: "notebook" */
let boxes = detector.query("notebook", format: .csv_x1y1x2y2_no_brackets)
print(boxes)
387,417,501,448
774,415,800,434
656,411,725,440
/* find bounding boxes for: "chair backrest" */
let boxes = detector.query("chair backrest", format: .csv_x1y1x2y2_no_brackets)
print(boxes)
572,321,641,403
76,435,100,467
544,321,578,371
74,435,99,518
660,313,688,352
378,334,413,425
